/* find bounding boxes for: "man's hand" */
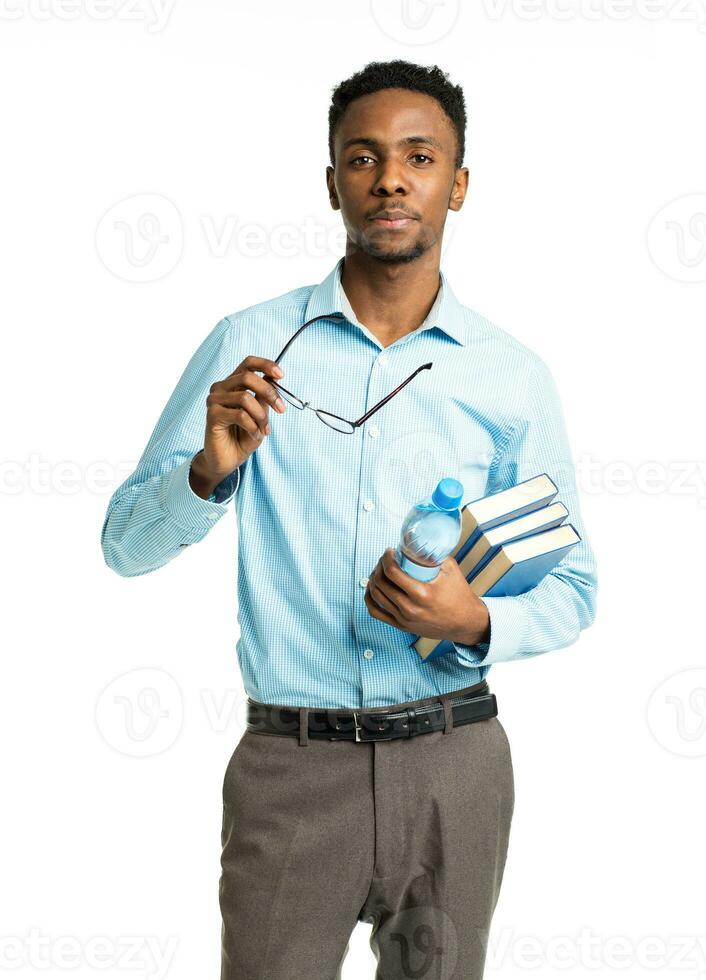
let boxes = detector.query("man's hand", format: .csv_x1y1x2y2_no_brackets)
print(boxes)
190,355,287,499
204,355,288,475
364,547,490,646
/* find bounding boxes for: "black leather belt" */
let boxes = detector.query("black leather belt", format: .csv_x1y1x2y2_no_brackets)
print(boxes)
245,681,497,742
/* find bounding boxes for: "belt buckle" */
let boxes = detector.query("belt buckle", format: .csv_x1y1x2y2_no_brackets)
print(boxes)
353,710,363,742
352,709,394,741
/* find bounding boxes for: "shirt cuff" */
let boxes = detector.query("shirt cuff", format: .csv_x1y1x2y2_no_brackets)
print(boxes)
208,466,241,504
452,595,529,667
161,455,234,536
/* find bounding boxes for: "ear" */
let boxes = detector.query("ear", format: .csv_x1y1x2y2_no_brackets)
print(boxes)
448,167,469,214
326,166,340,211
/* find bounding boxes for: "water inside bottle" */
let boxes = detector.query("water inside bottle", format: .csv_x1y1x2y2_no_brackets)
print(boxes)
399,507,460,567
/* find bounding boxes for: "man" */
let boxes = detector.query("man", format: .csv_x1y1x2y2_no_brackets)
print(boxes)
101,60,597,980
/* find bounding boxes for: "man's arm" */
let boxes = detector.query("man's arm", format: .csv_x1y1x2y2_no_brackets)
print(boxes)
452,356,598,666
100,316,241,578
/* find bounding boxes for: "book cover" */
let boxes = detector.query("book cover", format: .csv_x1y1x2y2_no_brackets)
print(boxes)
459,500,569,582
452,473,559,566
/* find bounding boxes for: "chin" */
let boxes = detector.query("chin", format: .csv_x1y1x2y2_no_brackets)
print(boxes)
361,238,429,264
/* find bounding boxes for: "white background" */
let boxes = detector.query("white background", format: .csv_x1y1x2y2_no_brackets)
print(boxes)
2,1,705,977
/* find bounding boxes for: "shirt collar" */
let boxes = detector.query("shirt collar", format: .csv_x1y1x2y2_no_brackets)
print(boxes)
303,256,467,347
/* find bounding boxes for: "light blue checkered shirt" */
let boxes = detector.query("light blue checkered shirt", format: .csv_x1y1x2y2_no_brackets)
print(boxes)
101,257,597,709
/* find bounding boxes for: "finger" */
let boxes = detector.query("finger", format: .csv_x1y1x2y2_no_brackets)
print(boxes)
382,547,427,598
239,355,284,380
364,587,399,627
375,558,414,610
206,390,269,435
210,404,264,441
213,389,270,434
368,576,406,618
220,370,287,414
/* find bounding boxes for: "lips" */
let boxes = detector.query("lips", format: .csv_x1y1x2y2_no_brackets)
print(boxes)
370,213,417,229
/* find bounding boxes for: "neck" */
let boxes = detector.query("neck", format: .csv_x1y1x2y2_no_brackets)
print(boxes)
340,248,442,348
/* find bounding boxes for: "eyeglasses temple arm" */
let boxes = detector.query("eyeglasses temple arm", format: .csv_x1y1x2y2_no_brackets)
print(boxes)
273,312,347,364
353,362,433,427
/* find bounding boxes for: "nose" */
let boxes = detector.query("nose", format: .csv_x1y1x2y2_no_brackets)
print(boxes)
372,159,409,197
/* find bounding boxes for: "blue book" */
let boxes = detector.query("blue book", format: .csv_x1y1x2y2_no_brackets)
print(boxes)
459,501,568,581
412,523,581,661
452,473,559,566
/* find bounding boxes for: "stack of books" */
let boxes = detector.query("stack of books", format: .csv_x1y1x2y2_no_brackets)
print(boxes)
411,473,581,661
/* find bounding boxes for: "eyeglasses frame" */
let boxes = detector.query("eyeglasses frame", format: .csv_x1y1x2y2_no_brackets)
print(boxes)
267,312,433,434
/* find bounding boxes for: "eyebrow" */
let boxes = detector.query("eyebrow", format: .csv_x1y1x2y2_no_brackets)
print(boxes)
341,135,444,153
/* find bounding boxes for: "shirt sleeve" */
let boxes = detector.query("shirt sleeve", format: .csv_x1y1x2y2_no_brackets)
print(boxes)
452,356,598,667
100,315,242,577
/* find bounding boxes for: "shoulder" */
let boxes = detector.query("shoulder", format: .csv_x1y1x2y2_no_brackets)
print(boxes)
459,302,550,380
222,282,314,330
217,281,316,356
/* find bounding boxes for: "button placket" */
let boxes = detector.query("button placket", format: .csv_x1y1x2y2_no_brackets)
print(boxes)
355,346,405,703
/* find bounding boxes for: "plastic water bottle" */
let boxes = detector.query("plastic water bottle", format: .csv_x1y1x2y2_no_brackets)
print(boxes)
395,478,464,582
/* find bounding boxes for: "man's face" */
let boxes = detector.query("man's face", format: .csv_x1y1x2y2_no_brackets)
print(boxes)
326,88,468,264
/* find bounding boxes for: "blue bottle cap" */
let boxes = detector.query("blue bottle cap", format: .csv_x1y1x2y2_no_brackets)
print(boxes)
432,477,464,511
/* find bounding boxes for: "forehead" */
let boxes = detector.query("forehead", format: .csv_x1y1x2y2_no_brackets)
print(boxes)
335,88,455,155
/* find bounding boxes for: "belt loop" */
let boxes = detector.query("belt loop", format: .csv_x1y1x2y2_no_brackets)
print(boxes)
299,707,309,746
440,695,454,734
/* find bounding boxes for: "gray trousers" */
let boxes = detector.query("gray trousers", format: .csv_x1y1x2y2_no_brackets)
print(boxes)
219,680,515,980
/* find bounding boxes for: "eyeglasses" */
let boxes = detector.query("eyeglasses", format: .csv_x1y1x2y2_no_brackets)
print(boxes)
268,312,433,434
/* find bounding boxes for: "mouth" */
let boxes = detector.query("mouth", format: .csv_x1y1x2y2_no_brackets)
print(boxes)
369,214,417,230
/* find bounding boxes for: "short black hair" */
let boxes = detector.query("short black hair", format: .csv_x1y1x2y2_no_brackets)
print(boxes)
328,59,467,170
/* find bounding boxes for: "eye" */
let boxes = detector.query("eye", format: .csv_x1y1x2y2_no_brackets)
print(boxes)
411,153,433,164
350,155,376,166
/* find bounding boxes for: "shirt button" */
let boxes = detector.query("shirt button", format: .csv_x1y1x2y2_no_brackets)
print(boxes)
207,512,219,520
363,499,374,512
363,649,375,659
378,354,389,367
359,577,369,588
367,424,379,439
